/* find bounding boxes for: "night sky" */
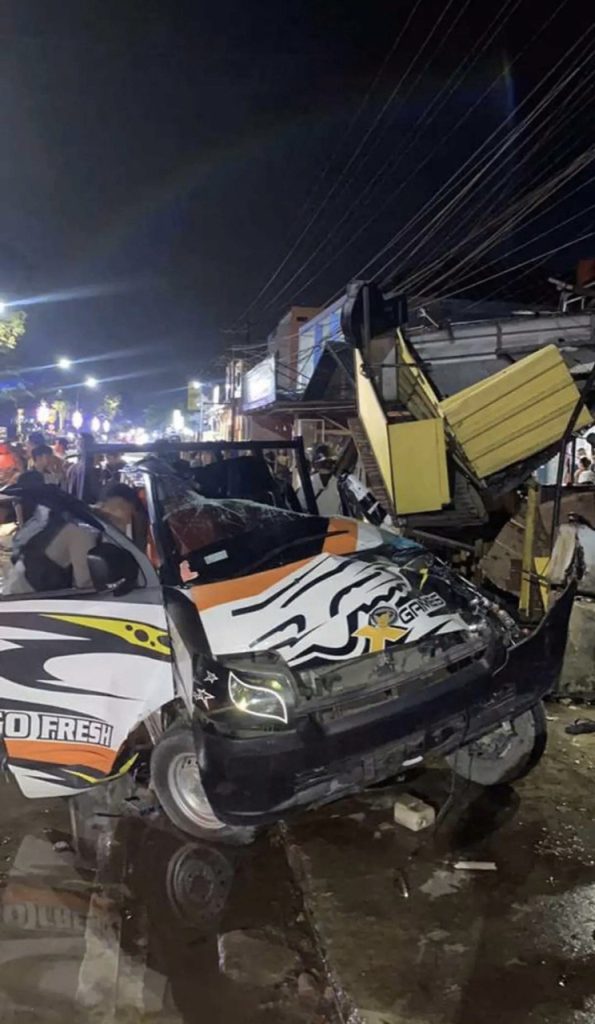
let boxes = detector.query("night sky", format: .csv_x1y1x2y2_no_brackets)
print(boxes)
1,0,593,412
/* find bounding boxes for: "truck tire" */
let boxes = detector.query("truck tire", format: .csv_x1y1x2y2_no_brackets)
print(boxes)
446,702,547,787
151,728,255,846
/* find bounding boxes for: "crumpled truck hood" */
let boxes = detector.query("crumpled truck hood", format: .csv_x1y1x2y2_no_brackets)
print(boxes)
192,545,471,670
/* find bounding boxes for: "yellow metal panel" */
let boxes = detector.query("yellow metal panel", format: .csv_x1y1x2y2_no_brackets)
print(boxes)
354,349,393,501
534,556,550,613
439,345,592,479
519,480,540,620
388,418,450,514
395,331,441,421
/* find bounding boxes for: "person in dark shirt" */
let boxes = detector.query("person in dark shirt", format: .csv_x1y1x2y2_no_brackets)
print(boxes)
66,434,102,503
101,452,126,490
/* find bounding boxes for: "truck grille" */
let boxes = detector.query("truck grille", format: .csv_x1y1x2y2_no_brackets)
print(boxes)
296,633,490,723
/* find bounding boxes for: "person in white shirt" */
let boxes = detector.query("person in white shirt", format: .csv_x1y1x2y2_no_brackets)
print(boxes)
297,445,344,517
576,456,595,485
3,476,99,595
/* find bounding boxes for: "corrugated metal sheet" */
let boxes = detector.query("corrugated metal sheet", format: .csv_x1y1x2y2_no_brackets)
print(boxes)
439,344,592,479
406,312,595,398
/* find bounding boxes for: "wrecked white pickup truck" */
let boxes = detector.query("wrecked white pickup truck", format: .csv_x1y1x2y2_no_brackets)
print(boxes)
0,457,574,843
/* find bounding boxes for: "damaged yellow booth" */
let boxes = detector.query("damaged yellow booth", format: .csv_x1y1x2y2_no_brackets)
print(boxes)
356,336,591,518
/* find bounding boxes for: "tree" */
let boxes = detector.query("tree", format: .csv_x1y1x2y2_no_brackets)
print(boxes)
102,393,122,420
0,311,26,352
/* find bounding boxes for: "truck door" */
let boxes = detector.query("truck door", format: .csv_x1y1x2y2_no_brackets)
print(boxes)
0,525,173,799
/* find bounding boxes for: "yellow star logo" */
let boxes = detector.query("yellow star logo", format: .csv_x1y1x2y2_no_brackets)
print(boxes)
354,612,408,653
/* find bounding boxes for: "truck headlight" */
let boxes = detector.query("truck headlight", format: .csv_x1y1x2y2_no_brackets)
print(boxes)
194,654,297,733
228,670,289,724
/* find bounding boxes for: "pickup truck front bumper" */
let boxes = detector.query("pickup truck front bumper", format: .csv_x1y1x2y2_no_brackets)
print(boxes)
196,585,574,826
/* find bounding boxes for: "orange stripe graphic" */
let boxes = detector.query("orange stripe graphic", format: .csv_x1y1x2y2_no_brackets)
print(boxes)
323,518,358,554
192,557,313,612
5,740,117,775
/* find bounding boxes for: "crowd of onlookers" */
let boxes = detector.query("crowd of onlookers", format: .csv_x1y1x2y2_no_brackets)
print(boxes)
3,429,595,500
0,432,70,490
0,432,130,499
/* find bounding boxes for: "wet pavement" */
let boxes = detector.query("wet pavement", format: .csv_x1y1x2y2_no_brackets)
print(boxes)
285,707,595,1024
0,707,593,1024
0,787,335,1024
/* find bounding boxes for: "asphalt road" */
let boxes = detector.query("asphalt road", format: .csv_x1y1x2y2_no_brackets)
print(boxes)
285,707,595,1024
0,706,593,1024
0,786,333,1024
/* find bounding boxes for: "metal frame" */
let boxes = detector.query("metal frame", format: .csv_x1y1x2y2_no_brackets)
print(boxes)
73,437,319,515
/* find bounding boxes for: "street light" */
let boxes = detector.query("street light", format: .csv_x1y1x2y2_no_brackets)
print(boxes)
84,376,97,389
57,357,72,370
72,409,83,431
91,416,101,434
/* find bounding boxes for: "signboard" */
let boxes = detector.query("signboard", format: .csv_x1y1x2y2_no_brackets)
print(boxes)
187,381,201,411
295,297,345,393
242,355,276,412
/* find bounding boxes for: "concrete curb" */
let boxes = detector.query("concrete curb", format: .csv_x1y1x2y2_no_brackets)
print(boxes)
280,823,365,1024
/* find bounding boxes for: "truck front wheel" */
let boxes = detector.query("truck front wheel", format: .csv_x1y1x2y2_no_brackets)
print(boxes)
446,702,547,786
151,728,255,845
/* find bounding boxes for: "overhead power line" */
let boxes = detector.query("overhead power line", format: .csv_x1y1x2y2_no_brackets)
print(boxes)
354,0,580,282
431,180,595,298
374,23,594,284
325,0,474,199
434,228,595,300
407,139,595,295
266,0,559,311
401,60,595,291
401,55,593,276
255,0,515,320
230,0,425,327
463,259,556,311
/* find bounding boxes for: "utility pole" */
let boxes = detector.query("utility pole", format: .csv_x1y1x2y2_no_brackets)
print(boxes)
198,387,205,441
221,320,253,442
230,344,239,442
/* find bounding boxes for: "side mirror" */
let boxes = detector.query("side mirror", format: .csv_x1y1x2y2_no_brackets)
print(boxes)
87,542,140,596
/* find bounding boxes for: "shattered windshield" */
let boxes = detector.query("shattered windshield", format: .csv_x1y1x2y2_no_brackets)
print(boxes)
157,473,344,583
